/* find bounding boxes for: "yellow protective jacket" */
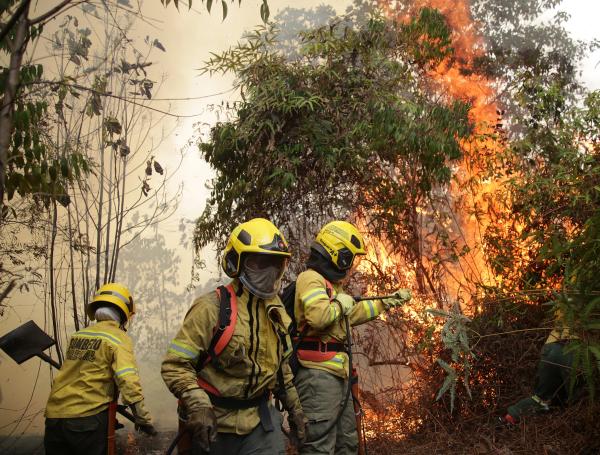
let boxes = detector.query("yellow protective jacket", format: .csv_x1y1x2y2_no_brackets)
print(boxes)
546,308,576,344
161,279,295,435
294,269,385,378
45,320,144,418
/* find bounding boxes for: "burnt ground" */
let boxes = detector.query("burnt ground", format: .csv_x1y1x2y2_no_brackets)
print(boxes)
0,431,178,454
117,430,178,454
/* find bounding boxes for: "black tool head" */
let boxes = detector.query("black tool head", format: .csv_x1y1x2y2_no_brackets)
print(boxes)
0,320,56,364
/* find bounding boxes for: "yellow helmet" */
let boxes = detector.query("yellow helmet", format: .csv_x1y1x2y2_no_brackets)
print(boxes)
314,220,366,270
222,218,291,277
87,283,135,322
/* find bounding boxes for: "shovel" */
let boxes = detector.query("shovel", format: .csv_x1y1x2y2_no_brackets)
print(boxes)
0,320,62,369
0,320,136,423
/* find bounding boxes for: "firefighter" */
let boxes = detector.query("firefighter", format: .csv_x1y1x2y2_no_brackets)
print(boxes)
502,306,578,424
161,218,306,454
294,220,410,455
44,283,156,455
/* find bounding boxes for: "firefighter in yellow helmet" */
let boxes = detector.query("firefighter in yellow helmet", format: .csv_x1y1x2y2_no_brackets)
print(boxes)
294,221,411,455
162,218,306,454
44,283,156,455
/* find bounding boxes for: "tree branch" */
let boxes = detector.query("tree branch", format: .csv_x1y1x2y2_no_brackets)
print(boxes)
29,0,77,25
0,0,31,45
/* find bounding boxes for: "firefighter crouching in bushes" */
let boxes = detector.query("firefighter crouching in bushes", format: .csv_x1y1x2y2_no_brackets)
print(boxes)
44,283,156,455
161,218,306,454
294,221,411,455
501,305,579,424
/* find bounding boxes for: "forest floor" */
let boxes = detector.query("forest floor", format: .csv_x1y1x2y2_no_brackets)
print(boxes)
3,415,599,455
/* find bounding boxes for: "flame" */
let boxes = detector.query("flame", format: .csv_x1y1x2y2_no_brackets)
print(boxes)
351,0,516,442
361,0,514,306
351,2,576,444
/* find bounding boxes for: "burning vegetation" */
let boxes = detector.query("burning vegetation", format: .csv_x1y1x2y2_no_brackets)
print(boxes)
1,0,599,453
194,0,600,453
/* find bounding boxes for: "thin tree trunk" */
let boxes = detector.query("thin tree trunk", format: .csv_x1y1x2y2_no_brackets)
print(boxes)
0,4,30,213
48,200,64,364
103,148,114,284
110,155,127,281
67,204,80,330
95,146,104,289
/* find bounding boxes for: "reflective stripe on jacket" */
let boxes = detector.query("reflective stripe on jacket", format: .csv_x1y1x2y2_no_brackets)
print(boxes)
45,320,144,418
161,279,295,435
294,269,385,378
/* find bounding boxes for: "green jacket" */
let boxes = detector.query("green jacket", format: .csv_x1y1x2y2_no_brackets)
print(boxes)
161,279,296,434
45,320,144,418
294,269,385,378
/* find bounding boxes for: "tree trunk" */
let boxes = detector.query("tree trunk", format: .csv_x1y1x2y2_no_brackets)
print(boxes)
95,146,104,290
103,147,114,284
110,154,127,281
48,200,64,364
0,4,30,213
67,204,80,331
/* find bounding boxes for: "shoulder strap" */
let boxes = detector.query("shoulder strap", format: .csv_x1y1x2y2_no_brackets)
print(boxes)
324,279,334,299
200,283,238,369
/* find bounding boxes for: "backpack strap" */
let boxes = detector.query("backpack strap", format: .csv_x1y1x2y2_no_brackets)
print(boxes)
324,279,334,299
197,283,238,370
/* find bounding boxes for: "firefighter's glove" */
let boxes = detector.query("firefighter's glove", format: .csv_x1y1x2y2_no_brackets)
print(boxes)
289,408,308,447
384,289,411,309
334,293,355,315
131,400,157,436
181,389,217,451
279,386,307,446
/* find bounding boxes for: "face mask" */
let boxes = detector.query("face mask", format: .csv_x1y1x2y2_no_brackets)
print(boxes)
239,254,287,299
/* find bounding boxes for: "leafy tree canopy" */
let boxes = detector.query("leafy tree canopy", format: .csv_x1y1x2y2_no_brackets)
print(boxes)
194,10,473,272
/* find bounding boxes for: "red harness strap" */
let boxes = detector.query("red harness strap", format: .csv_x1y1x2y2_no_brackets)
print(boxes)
195,283,238,395
197,377,221,396
297,338,340,362
211,283,238,362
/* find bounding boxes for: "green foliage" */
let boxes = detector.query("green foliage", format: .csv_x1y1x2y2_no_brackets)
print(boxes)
427,306,473,412
476,0,600,400
160,0,270,22
552,209,600,399
194,11,472,267
0,8,97,215
0,64,89,212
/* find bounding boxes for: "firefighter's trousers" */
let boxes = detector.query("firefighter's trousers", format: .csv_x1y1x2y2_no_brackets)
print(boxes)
193,404,285,455
508,341,576,419
44,410,108,455
295,366,358,455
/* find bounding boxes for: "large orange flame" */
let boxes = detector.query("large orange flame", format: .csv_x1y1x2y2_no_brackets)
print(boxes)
361,0,510,307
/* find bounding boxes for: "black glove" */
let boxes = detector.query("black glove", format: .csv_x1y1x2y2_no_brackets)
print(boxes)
131,400,157,436
289,408,308,447
188,407,218,452
181,389,218,452
277,384,307,448
136,423,158,436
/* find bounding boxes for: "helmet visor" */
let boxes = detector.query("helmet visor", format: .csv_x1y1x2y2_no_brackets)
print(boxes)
240,254,287,299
